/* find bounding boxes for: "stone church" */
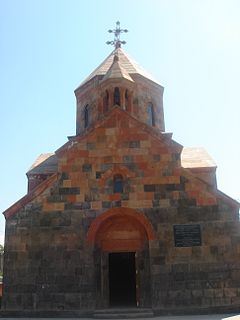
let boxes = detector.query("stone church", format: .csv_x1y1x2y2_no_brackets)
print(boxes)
2,26,240,316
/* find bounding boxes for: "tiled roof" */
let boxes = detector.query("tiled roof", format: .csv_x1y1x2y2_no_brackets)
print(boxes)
27,153,58,175
76,47,160,89
102,54,134,82
181,147,216,169
28,147,216,176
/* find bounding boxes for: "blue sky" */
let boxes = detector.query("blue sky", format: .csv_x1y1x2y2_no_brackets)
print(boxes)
1,0,240,245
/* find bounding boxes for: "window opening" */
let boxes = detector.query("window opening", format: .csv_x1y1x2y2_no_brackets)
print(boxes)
147,102,155,126
114,87,121,106
113,174,123,193
103,90,109,112
125,89,129,111
84,104,89,128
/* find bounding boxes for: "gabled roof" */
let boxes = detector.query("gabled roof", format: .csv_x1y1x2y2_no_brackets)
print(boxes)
25,127,218,180
181,147,216,169
3,173,58,219
29,145,218,177
27,153,58,175
76,47,160,89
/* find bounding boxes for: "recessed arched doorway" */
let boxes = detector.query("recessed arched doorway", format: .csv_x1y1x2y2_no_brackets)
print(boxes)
109,251,136,306
87,207,155,309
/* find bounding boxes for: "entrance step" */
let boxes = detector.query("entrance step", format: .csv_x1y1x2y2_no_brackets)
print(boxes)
93,308,154,319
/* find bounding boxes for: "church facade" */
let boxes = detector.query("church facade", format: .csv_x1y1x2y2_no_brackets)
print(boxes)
2,44,240,315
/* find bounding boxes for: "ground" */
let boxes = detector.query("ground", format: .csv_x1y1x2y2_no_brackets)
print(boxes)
0,314,239,320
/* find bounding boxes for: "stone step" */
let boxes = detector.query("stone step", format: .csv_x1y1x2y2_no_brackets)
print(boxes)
93,308,154,319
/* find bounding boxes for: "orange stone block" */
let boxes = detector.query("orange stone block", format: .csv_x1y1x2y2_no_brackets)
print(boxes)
136,192,154,200
150,146,168,154
207,197,217,205
112,155,123,163
105,118,117,128
140,140,151,148
67,195,77,203
91,201,102,210
134,155,149,163
95,128,106,135
63,180,72,187
109,193,121,201
43,202,65,212
143,168,157,177
159,199,170,208
78,150,89,157
187,191,199,198
76,194,85,202
196,197,205,206
77,142,87,150
122,199,152,208
105,128,116,136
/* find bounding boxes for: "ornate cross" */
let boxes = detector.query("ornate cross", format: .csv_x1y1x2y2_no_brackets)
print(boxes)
106,21,128,49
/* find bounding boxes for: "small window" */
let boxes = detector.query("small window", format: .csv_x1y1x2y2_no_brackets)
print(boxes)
125,89,129,111
113,174,123,193
114,87,120,106
147,102,155,126
84,104,89,128
103,90,109,112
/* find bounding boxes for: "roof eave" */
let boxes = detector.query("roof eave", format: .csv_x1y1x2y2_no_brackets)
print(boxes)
3,173,59,219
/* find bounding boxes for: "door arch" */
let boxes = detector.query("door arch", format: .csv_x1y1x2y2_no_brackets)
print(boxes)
87,207,155,249
87,207,155,308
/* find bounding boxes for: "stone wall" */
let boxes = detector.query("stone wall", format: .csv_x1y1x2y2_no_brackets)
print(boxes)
2,108,240,313
3,200,240,313
3,204,96,311
146,200,240,313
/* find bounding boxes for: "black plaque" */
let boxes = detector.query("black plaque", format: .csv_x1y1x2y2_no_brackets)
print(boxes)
173,224,201,247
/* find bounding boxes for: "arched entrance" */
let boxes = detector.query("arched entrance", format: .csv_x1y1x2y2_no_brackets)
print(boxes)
87,208,155,308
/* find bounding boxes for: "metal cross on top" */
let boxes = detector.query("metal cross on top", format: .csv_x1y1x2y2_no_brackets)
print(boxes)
106,21,128,49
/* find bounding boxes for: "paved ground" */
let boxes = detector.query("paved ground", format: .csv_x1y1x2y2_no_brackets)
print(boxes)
156,315,240,320
0,315,239,320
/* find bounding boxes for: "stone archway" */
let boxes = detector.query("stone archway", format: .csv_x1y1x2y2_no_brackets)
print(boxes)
87,207,155,309
87,207,155,247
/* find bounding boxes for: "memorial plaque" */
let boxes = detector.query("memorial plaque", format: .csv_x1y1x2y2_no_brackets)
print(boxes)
173,224,201,247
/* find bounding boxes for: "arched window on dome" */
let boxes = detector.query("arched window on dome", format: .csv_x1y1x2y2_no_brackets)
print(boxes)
113,174,123,193
84,104,89,128
103,90,109,113
147,102,155,126
114,87,121,106
125,89,129,111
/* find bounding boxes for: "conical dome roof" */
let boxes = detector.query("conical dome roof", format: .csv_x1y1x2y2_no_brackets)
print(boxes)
76,47,160,90
102,53,134,82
